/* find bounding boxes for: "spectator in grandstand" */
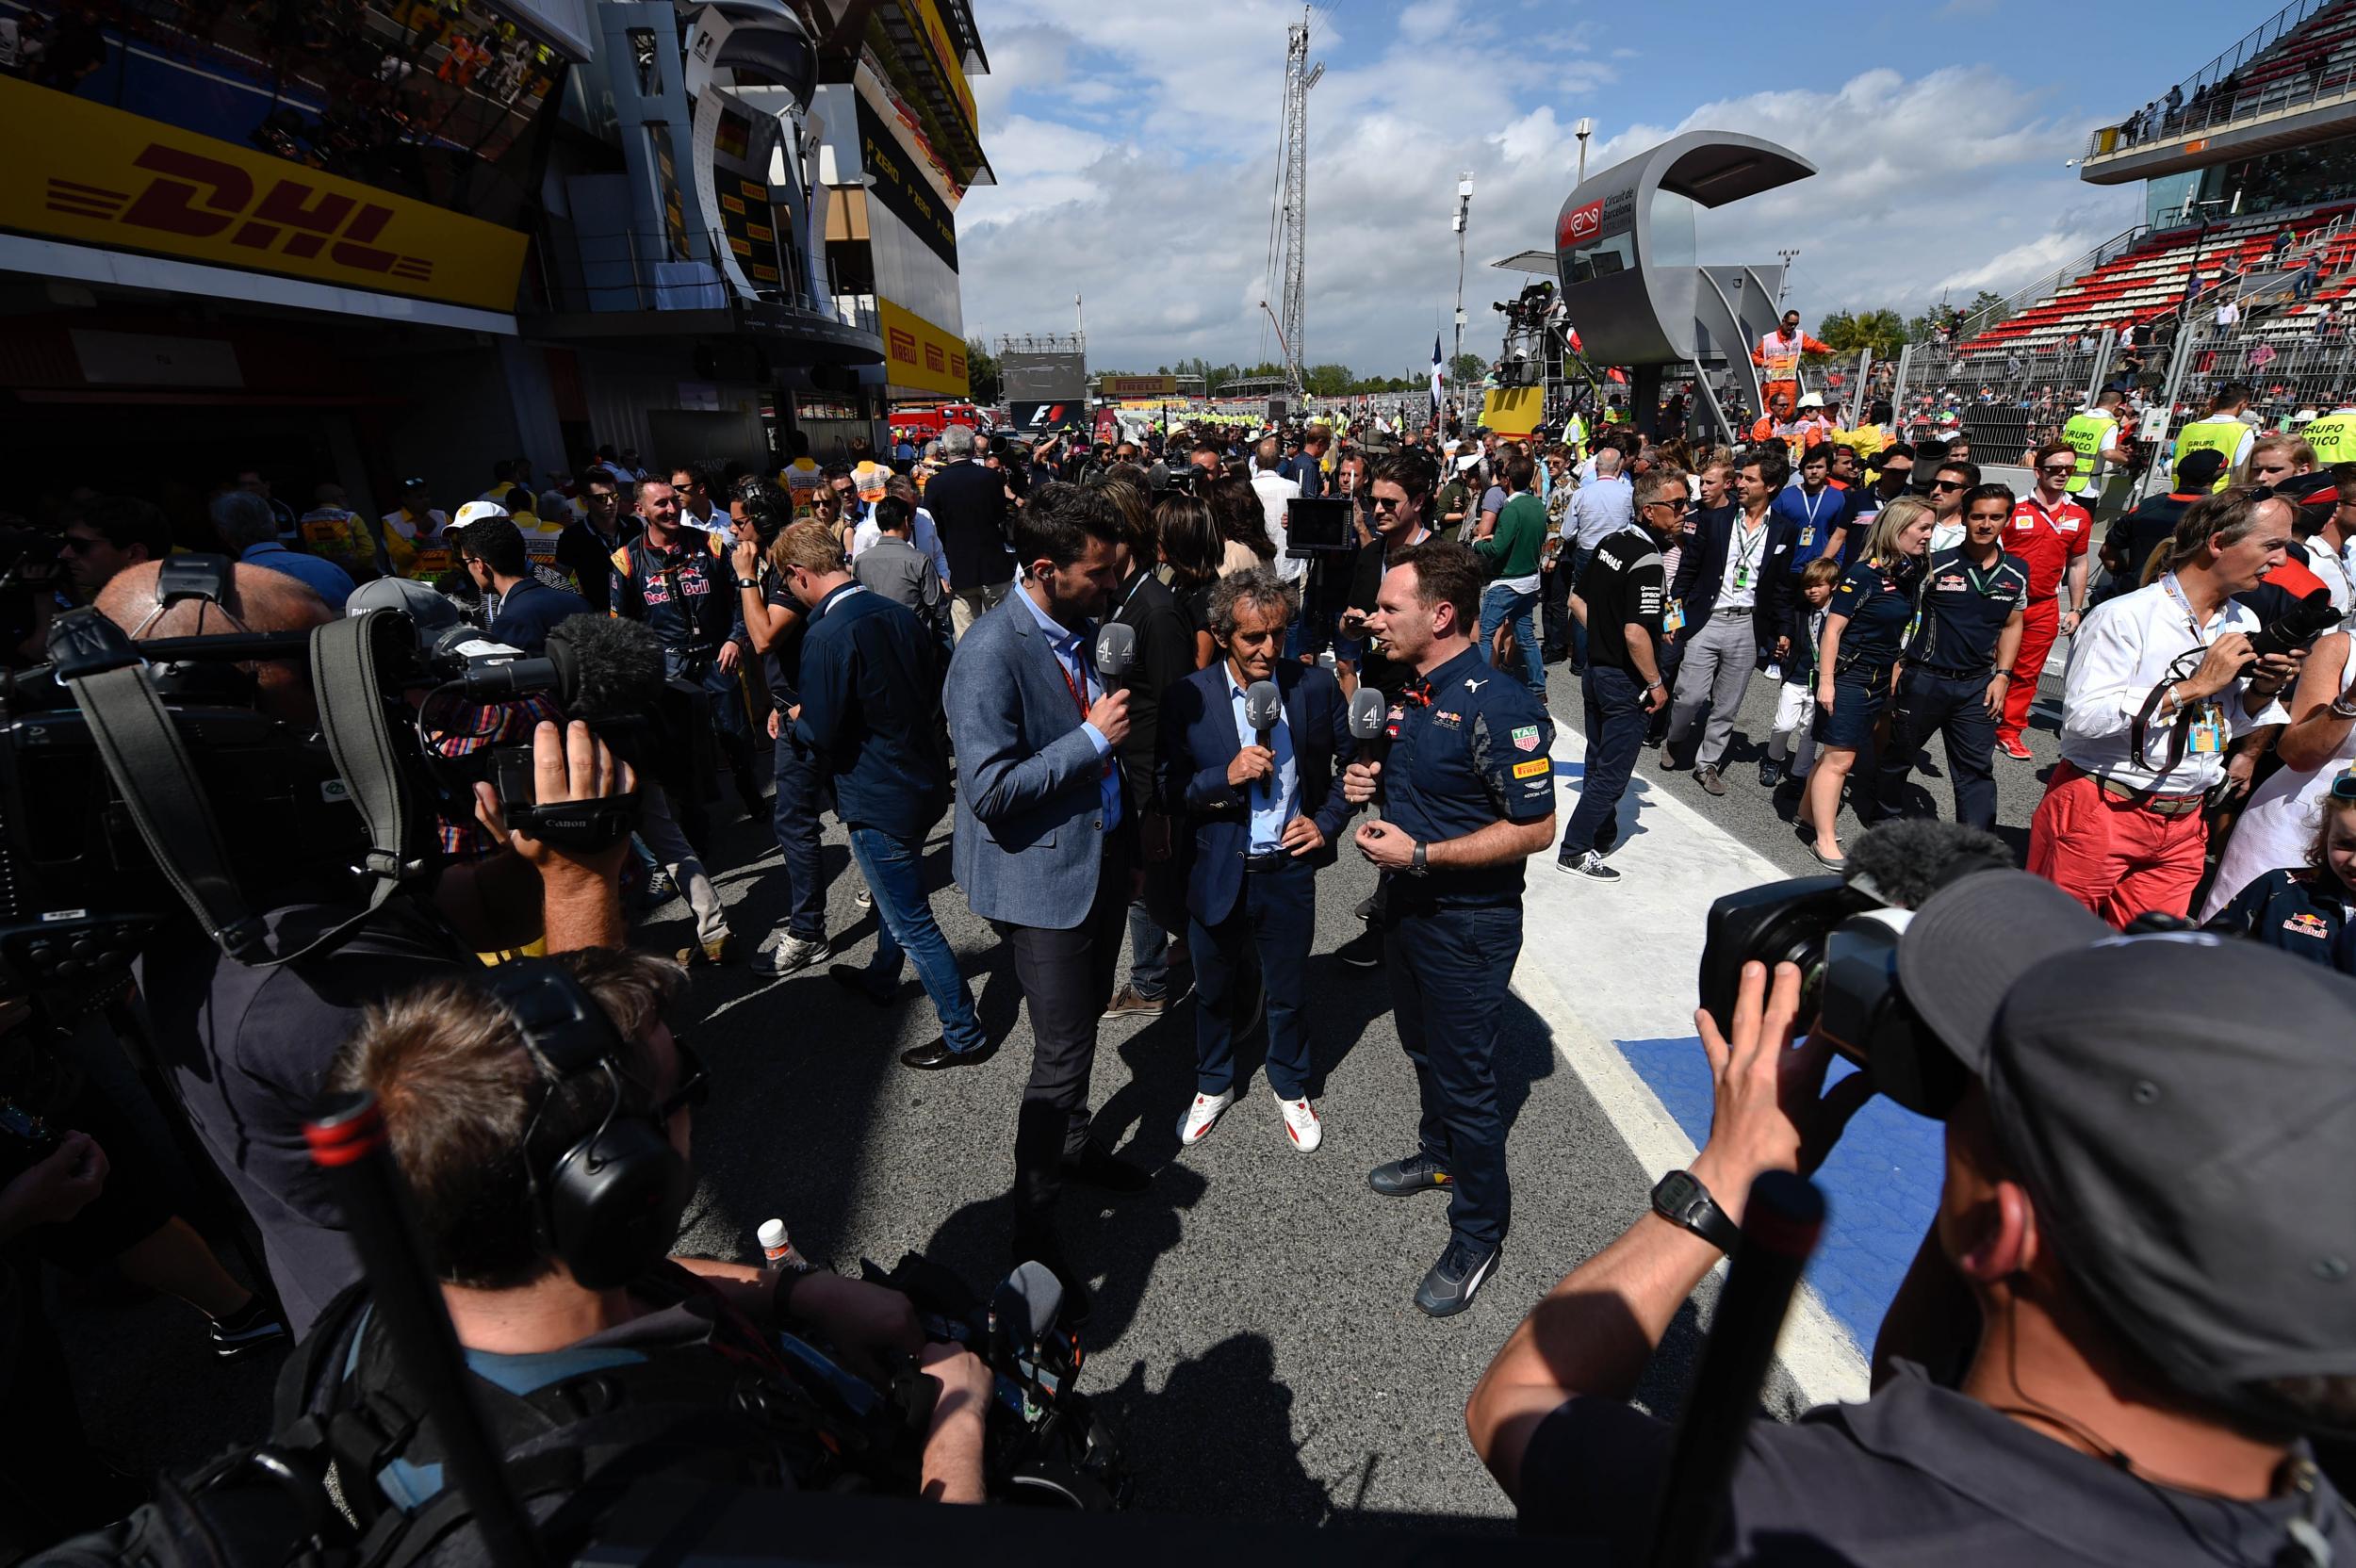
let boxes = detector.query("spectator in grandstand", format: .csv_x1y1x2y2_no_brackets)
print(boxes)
2030,487,2301,924
2102,448,2230,600
1469,874,2356,1560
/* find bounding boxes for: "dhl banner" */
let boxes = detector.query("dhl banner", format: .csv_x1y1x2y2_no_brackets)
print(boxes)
897,0,977,142
0,75,529,314
878,297,970,399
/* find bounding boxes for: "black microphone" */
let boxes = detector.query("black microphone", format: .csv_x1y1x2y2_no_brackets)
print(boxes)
1093,619,1137,694
1841,819,2010,910
1245,678,1282,752
1349,684,1389,818
545,613,667,721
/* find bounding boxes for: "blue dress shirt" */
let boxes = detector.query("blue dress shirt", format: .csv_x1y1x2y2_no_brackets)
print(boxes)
1016,586,1123,832
1225,668,1299,852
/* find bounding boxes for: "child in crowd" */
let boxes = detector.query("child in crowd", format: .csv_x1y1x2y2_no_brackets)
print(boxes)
1761,557,1842,789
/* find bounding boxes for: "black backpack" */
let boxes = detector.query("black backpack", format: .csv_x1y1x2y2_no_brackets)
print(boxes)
34,1277,830,1568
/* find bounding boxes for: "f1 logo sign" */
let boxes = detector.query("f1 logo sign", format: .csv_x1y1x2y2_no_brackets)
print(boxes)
1558,198,1602,250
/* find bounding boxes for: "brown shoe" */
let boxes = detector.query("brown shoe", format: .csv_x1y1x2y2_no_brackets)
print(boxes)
676,931,734,967
1102,985,1168,1020
1695,764,1727,796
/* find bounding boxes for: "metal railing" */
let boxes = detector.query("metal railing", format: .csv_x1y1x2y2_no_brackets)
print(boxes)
530,227,849,322
1944,223,2152,345
2086,0,2356,158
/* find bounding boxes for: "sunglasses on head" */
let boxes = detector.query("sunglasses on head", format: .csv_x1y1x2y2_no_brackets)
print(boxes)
2331,770,2356,804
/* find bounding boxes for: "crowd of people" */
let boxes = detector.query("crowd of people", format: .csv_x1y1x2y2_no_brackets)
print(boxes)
1,386,2352,1564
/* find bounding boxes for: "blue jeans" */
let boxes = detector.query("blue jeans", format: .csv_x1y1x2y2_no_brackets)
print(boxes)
1125,898,1171,1001
847,825,986,1055
1480,581,1544,699
771,728,828,942
1190,858,1315,1100
1386,899,1521,1250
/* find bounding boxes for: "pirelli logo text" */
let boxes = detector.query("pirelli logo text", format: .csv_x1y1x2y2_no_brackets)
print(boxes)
47,145,433,285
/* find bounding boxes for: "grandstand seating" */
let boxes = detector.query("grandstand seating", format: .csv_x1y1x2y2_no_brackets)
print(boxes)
2119,0,2356,148
1955,205,2356,355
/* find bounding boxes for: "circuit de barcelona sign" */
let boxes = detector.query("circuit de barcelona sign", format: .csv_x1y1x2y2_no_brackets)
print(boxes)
1551,131,1816,438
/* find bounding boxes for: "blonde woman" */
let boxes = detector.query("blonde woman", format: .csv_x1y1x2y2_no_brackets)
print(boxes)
1799,495,1936,868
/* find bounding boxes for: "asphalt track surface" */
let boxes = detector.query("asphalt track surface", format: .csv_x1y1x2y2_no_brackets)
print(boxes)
51,649,2080,1529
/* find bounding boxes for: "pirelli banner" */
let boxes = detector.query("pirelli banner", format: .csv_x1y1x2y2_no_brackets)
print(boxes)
879,297,970,399
0,75,529,314
855,91,957,271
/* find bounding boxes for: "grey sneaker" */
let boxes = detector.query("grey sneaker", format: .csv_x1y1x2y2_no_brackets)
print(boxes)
1413,1237,1501,1317
1557,849,1621,882
756,932,829,978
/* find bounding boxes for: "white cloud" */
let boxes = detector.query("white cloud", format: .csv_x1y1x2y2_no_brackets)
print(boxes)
955,12,2140,372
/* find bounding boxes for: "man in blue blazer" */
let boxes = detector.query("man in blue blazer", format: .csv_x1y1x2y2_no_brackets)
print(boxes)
943,482,1148,1292
1159,565,1358,1153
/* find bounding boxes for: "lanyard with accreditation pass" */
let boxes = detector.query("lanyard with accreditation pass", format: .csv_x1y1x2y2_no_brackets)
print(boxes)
2142,574,2229,762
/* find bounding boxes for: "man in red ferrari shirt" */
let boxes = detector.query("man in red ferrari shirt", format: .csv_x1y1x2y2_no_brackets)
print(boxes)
1995,440,2095,760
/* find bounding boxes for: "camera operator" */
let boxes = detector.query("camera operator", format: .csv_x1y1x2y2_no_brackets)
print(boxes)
1468,871,2356,1562
2028,486,2304,924
306,949,990,1531
104,563,635,1337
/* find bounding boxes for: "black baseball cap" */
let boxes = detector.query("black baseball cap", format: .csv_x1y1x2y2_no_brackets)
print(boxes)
2173,447,2228,489
1898,872,2356,1430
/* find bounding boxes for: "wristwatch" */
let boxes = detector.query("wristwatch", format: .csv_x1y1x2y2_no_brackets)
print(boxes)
735,577,761,590
1409,840,1431,876
1651,1169,1740,1252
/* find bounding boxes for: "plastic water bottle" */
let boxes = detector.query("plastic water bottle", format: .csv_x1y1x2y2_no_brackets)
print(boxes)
757,1218,816,1275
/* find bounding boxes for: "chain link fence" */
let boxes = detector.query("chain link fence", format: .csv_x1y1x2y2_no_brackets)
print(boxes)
1890,335,2119,466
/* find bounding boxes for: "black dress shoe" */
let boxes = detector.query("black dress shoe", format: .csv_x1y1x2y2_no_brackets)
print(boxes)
900,1037,987,1070
1061,1141,1151,1192
828,964,894,1006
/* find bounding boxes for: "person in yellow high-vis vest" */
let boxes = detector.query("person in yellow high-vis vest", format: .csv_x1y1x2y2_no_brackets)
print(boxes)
2303,403,2356,466
2170,384,2256,492
2061,388,2127,510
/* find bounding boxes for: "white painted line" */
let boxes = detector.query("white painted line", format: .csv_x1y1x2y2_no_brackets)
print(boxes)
1510,710,1870,1408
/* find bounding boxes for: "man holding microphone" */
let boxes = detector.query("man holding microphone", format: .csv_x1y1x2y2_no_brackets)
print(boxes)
1342,542,1556,1317
1161,566,1359,1153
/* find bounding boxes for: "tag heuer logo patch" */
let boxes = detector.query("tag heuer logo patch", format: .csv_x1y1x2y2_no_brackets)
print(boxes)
1512,724,1542,752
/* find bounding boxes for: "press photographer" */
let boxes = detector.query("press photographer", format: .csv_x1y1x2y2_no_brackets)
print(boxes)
1467,865,2356,1564
87,561,635,1337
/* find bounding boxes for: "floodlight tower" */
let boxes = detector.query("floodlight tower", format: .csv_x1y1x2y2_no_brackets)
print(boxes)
1273,8,1320,399
1451,172,1474,389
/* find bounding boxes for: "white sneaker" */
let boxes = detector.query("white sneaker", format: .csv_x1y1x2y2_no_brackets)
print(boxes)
1274,1092,1322,1152
756,933,828,977
1176,1089,1235,1147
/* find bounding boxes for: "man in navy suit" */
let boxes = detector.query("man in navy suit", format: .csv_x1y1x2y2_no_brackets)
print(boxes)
1160,566,1359,1153
943,482,1149,1294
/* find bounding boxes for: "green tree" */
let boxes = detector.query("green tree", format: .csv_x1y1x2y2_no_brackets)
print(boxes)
1963,289,2012,326
1448,351,1485,382
963,336,1000,403
1303,363,1354,397
1817,308,1907,360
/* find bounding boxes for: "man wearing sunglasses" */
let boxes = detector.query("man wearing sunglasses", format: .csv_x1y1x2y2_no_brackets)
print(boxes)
1924,460,1981,553
1996,441,2097,760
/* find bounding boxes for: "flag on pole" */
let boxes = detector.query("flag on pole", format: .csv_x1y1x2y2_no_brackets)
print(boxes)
1429,334,1444,422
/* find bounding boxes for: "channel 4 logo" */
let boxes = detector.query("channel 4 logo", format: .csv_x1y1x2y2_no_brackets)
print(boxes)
43,144,433,284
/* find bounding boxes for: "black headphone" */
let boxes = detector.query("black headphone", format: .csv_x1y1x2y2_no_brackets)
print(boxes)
485,959,690,1291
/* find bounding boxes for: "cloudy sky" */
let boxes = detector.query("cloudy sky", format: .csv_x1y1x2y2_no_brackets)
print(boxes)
952,0,2201,379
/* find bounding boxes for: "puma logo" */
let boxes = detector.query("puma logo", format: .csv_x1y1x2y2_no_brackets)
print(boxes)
1464,678,1489,693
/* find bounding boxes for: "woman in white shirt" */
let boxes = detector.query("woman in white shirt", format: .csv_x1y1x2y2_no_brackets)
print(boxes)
2200,628,2356,920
